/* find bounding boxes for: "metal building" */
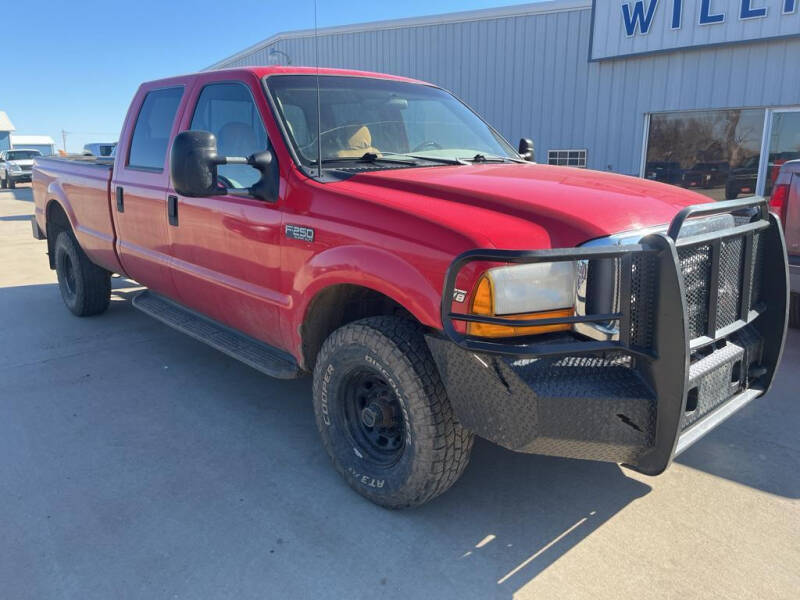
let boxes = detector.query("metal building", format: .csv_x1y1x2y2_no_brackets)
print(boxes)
208,0,800,201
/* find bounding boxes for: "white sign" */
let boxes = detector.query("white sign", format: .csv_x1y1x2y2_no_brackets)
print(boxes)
591,0,800,60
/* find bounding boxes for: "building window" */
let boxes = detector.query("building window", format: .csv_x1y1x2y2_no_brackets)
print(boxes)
548,149,587,167
644,109,765,201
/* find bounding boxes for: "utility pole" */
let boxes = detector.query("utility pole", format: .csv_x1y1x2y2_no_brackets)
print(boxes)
61,130,67,153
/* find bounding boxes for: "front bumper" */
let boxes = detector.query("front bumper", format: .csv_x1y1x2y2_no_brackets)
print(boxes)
8,171,32,183
428,198,789,475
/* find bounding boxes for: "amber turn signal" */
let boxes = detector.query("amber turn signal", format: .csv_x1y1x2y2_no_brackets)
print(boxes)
467,276,574,338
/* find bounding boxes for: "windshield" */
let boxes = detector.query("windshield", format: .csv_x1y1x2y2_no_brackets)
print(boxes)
266,75,517,167
6,150,41,160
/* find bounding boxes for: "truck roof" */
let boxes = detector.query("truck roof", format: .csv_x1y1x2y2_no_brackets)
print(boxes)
143,66,430,88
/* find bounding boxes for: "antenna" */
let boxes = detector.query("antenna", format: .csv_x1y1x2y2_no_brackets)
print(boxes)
314,0,323,179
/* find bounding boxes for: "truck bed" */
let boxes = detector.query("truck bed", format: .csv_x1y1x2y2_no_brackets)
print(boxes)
32,155,122,274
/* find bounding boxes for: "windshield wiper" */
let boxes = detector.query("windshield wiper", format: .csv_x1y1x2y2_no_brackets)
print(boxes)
317,152,417,166
380,152,468,165
464,153,525,164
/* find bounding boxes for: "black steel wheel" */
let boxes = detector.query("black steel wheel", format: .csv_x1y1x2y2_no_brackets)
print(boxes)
341,369,405,467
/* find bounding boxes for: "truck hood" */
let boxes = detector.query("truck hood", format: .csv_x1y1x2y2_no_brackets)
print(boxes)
342,163,712,248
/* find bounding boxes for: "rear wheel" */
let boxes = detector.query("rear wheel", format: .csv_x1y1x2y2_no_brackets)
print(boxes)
54,231,111,316
312,316,474,508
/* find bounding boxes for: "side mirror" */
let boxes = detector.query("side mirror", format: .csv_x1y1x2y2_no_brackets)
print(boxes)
518,138,535,162
170,130,278,202
170,130,223,197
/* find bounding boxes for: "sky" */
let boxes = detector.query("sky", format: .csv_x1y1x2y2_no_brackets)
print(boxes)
2,0,538,153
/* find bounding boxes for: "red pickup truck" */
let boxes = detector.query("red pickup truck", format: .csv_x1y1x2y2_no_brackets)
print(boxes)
31,67,790,508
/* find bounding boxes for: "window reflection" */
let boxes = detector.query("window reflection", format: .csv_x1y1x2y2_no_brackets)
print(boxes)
766,112,800,197
645,109,765,201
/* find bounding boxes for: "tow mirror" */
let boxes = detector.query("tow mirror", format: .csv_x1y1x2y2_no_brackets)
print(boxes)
170,130,278,202
518,138,535,162
170,130,224,197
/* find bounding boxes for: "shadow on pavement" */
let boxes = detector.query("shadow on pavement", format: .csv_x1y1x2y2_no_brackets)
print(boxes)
0,186,34,202
675,328,800,498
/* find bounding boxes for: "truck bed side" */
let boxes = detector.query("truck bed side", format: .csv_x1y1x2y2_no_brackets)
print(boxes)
33,155,124,274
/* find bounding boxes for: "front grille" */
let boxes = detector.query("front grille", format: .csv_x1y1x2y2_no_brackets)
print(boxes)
677,231,762,340
678,245,712,339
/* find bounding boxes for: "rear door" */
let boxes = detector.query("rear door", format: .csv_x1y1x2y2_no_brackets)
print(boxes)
166,74,286,348
111,82,187,297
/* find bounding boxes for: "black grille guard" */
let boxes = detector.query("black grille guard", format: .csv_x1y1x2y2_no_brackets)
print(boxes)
435,197,790,474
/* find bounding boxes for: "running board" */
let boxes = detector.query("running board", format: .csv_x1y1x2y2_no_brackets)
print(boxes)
132,291,301,380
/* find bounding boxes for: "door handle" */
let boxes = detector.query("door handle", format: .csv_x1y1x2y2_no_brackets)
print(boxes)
116,186,124,212
167,195,178,226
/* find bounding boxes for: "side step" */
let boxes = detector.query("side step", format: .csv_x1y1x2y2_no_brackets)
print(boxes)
132,290,301,380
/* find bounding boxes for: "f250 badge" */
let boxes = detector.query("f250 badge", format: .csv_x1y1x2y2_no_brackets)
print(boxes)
285,224,315,242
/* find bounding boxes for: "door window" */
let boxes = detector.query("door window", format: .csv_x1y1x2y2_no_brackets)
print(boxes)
127,87,184,171
190,82,269,189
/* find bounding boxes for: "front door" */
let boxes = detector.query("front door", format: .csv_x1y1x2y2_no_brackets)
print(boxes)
112,84,186,298
166,77,286,349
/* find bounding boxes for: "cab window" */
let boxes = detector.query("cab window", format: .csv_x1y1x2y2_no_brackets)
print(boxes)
127,86,183,171
190,82,269,189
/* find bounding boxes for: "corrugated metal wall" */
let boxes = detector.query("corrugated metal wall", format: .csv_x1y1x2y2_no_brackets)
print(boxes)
215,7,800,176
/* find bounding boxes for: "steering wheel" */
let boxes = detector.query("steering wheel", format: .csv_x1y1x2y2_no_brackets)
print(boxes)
217,174,236,189
411,141,443,152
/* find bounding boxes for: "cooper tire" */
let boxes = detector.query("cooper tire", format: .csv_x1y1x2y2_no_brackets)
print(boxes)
312,316,474,508
790,293,799,329
54,231,111,317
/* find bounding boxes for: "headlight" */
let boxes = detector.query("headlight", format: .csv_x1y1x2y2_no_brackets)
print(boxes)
9,163,22,172
469,261,577,337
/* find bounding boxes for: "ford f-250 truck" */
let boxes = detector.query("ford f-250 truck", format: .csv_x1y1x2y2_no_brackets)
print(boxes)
32,67,790,508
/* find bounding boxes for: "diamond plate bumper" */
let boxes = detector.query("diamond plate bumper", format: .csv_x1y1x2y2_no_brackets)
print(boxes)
432,198,789,474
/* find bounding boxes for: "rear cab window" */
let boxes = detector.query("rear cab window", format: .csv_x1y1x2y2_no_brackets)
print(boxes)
127,86,184,171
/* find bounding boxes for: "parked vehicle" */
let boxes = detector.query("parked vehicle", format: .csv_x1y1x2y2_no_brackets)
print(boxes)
682,161,730,189
0,148,42,188
644,161,682,185
770,159,800,327
31,67,789,508
725,156,759,200
82,142,117,157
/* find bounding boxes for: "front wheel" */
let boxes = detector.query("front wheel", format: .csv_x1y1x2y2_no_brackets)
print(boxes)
8,176,15,189
54,231,111,316
0,173,6,189
312,316,474,508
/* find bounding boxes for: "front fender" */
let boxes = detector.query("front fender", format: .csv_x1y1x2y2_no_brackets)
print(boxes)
284,244,452,365
291,244,444,330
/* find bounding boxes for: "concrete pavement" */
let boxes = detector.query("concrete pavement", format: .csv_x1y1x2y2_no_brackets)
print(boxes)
1,185,798,599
